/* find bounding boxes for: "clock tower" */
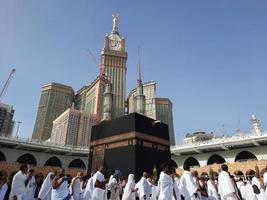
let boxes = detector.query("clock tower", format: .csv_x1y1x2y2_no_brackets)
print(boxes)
101,14,127,119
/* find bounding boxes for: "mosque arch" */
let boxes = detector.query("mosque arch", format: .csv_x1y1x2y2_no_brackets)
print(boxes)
235,151,257,162
68,158,86,169
44,156,62,167
0,151,6,161
183,157,200,169
16,153,37,166
207,154,226,165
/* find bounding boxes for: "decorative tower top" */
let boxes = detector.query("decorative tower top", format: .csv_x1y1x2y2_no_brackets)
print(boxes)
136,47,143,95
138,47,142,83
112,13,119,35
102,83,112,121
251,114,262,136
135,47,145,115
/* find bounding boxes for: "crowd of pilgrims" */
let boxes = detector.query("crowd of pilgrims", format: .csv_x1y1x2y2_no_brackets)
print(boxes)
0,163,267,200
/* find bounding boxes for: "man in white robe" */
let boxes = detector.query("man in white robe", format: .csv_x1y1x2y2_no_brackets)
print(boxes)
179,163,199,200
147,177,158,200
252,175,267,200
244,177,257,200
218,164,239,200
207,178,220,200
91,167,108,200
38,172,55,200
137,172,152,200
158,164,174,200
83,173,96,200
235,178,243,191
107,170,114,200
70,172,83,200
9,164,29,200
22,169,36,200
51,169,70,200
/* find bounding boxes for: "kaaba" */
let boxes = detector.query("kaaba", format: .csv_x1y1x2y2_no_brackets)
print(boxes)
88,113,175,179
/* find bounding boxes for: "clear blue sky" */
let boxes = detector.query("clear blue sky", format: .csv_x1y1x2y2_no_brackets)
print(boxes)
1,0,267,144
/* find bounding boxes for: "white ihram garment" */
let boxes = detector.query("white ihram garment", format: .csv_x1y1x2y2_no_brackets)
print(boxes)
252,177,267,200
179,171,199,200
38,172,54,200
157,172,173,200
22,176,36,200
241,182,257,200
218,171,238,200
172,177,181,200
122,174,135,200
51,177,70,200
9,171,28,200
137,177,151,200
92,171,106,200
83,175,96,200
70,178,82,200
207,180,220,200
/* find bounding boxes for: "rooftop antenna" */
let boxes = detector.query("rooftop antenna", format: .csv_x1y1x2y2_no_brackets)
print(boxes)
86,49,105,77
137,46,142,82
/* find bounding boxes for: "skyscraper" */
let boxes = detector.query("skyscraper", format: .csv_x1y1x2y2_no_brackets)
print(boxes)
128,81,157,119
155,98,175,146
127,81,175,145
32,82,74,142
74,76,110,123
50,108,96,147
101,14,127,119
0,102,15,137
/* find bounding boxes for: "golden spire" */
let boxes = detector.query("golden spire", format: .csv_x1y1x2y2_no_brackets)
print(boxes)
112,13,119,34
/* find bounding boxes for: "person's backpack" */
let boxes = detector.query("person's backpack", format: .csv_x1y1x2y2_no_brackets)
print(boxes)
252,184,260,194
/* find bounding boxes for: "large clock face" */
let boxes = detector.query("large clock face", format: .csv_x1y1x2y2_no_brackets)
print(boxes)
109,39,121,50
108,34,121,51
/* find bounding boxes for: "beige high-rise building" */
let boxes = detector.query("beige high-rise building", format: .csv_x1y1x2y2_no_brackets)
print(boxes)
74,76,110,123
127,81,175,145
32,82,74,142
101,14,127,119
128,81,157,119
50,108,96,147
0,102,15,137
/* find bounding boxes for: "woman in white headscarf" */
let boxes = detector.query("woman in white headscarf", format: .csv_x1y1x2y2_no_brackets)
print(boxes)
122,174,137,200
38,172,55,200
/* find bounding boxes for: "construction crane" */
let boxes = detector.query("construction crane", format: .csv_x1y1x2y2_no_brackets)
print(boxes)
0,68,16,102
86,49,105,123
86,49,105,77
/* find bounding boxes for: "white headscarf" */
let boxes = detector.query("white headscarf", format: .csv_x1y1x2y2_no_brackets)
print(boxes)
122,174,136,200
83,174,96,200
38,172,54,200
